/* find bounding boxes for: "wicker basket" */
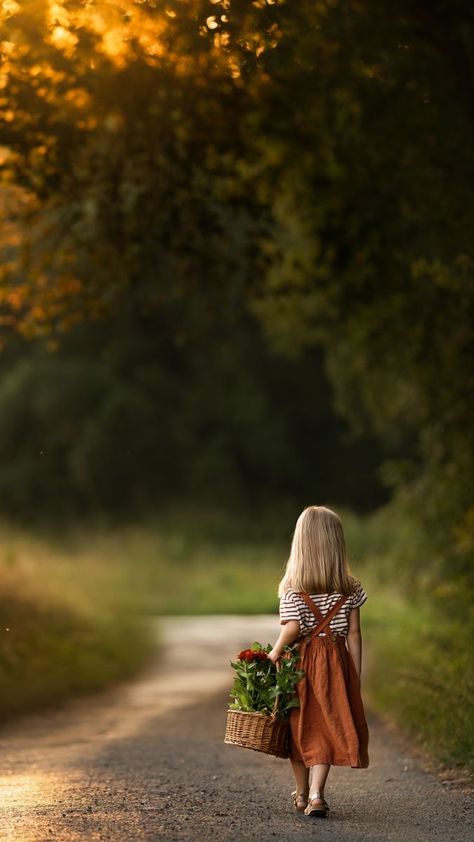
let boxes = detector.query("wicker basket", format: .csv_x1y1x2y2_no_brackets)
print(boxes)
224,708,290,759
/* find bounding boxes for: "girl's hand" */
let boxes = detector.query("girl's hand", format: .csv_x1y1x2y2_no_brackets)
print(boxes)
267,648,281,665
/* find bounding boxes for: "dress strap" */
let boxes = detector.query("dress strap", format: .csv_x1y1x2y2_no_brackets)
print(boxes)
298,592,350,637
298,593,325,623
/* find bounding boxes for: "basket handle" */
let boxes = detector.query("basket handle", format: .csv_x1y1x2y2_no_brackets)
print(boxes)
271,660,281,719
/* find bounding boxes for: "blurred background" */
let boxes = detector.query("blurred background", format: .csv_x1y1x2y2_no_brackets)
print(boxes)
0,0,472,774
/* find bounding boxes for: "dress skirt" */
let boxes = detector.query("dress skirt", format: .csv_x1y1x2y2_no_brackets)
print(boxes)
289,633,369,768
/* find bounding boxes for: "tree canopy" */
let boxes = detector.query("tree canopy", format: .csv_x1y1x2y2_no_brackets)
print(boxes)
0,1,472,581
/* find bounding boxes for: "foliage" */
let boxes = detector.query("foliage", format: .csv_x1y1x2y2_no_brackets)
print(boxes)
0,0,266,340
0,337,387,516
0,556,152,721
229,642,303,718
363,583,474,773
0,0,472,585
246,1,474,583
0,4,390,516
0,590,151,718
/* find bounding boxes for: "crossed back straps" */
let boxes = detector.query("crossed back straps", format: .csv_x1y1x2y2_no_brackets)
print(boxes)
297,592,350,638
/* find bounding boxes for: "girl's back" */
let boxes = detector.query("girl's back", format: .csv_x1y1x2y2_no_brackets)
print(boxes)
280,581,367,639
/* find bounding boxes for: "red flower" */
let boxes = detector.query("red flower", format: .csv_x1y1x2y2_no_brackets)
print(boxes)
238,649,268,662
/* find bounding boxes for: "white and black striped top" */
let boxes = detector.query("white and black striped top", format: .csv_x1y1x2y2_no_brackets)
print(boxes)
279,580,367,638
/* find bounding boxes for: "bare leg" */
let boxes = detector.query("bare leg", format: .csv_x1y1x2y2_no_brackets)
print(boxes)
310,763,330,797
290,758,309,798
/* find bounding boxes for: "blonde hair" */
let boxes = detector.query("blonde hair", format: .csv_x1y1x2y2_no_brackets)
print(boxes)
278,505,355,597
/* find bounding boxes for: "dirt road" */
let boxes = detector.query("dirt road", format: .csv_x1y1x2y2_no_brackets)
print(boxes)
0,616,472,841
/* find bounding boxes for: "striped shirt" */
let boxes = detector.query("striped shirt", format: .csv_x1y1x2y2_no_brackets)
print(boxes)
279,580,367,638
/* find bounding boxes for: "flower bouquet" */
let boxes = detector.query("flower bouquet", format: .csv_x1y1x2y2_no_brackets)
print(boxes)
224,642,304,759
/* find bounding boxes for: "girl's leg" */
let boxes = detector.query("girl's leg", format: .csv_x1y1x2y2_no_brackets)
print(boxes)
290,758,309,797
310,763,330,797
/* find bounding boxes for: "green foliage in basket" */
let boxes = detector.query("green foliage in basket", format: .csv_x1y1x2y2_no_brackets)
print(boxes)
229,642,304,719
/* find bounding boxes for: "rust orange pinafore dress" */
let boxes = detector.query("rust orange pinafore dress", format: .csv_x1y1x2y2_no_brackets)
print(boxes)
289,593,369,768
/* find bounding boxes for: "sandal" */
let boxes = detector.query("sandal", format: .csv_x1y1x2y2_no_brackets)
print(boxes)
291,791,308,813
304,791,329,818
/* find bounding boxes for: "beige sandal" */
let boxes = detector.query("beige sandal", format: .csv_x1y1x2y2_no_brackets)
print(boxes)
291,791,308,812
304,791,329,818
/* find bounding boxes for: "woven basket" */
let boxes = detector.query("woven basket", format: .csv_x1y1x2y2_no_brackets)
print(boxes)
224,708,290,759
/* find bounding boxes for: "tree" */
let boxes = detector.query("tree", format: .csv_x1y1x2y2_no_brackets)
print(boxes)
0,1,273,344
0,1,472,577
247,0,474,578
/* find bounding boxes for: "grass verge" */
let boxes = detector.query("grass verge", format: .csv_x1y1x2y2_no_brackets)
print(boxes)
0,588,152,718
362,586,474,773
0,525,154,721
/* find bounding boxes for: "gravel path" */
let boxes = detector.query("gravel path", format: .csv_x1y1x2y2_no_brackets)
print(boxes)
0,616,472,841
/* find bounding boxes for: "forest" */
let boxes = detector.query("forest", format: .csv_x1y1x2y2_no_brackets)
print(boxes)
0,0,473,770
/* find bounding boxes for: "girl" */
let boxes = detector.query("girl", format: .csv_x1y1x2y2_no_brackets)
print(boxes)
268,505,369,818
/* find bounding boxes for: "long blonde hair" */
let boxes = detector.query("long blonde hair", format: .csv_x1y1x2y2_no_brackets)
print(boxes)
278,506,355,596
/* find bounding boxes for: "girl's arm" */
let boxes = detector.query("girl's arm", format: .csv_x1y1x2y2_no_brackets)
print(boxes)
268,620,300,664
346,607,362,681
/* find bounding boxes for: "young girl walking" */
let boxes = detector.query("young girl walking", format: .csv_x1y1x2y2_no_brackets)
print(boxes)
268,505,369,818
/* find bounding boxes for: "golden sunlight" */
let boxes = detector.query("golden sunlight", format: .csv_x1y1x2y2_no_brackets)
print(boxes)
1,0,20,19
0,771,64,841
49,24,78,52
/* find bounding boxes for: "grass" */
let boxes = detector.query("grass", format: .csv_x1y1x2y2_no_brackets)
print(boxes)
0,505,383,615
361,585,474,773
0,585,151,717
0,522,154,720
1,504,472,774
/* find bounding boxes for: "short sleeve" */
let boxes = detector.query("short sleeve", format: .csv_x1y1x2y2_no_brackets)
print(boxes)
279,591,303,632
351,580,367,609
